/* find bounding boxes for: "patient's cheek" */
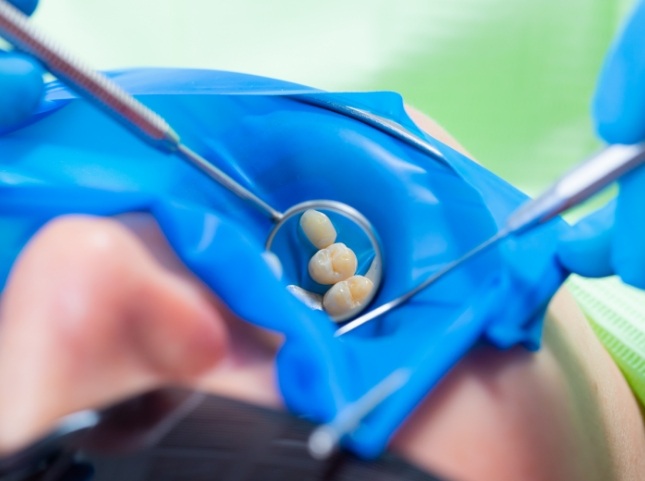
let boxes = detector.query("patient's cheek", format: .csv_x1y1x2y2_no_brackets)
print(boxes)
0,215,230,451
391,345,589,481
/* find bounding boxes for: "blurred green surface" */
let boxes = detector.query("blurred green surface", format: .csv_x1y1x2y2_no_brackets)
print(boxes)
32,0,634,193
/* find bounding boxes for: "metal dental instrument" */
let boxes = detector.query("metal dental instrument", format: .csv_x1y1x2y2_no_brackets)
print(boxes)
287,94,447,165
0,0,395,322
308,368,411,460
337,143,645,336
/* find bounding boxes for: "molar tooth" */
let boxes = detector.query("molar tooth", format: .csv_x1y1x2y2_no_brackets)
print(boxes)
308,243,357,285
323,275,374,318
300,209,337,249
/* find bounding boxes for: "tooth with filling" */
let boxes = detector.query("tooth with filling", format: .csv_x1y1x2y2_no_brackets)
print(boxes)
323,275,374,318
308,242,357,285
300,209,337,249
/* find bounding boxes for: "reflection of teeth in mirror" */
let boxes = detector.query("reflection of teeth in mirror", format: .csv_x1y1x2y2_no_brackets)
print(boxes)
300,209,337,249
308,243,357,285
323,275,374,318
287,285,323,311
261,251,283,279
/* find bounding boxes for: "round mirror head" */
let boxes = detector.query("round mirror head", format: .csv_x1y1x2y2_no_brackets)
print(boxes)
266,200,383,323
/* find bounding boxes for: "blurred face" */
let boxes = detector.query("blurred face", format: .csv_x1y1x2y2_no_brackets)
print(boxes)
0,112,643,481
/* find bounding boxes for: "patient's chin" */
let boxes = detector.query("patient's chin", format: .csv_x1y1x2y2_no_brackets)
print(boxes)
389,344,577,481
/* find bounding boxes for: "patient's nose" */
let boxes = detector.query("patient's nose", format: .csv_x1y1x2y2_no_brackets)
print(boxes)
0,214,228,453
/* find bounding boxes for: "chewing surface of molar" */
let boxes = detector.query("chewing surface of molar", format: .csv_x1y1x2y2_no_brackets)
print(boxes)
300,209,337,249
323,275,374,318
308,243,357,285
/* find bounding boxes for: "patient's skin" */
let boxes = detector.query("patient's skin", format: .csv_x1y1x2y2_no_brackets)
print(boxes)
0,114,644,481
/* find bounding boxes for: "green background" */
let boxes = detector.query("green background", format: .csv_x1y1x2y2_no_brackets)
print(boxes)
32,0,634,194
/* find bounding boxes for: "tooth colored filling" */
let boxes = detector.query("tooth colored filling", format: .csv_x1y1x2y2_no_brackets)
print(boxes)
308,242,357,285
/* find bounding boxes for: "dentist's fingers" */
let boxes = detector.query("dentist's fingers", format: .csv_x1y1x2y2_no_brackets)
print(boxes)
0,52,43,129
557,166,645,289
8,0,39,15
0,214,229,453
556,201,614,278
612,167,645,289
0,1,43,128
593,0,645,144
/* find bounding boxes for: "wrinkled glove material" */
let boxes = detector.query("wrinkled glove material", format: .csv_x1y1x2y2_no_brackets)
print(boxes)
0,68,567,457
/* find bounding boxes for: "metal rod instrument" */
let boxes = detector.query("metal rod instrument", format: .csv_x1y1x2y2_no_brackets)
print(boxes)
308,368,411,460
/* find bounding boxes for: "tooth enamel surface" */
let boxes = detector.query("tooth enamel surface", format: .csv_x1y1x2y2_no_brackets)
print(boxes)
308,242,357,284
323,275,374,318
300,209,337,249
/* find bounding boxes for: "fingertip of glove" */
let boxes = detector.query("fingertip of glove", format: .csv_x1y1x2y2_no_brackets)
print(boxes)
556,219,614,278
0,54,44,129
11,0,38,16
593,0,645,145
555,236,584,275
0,53,43,85
593,74,645,144
556,240,609,278
595,113,645,145
613,261,645,290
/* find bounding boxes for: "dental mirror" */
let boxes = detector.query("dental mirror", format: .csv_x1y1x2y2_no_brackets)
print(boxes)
266,200,382,322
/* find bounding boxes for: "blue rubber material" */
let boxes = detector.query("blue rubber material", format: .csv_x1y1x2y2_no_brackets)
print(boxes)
0,68,567,457
559,0,645,289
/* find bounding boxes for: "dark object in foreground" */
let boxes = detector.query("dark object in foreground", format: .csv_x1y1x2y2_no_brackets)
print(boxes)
0,389,448,481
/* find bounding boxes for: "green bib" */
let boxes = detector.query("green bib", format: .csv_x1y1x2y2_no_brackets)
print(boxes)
569,276,645,407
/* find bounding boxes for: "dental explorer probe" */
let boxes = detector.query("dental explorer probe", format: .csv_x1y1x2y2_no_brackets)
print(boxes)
337,143,645,336
308,368,411,460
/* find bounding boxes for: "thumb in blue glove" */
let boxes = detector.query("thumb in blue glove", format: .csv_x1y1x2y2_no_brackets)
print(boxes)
0,0,43,129
558,0,645,289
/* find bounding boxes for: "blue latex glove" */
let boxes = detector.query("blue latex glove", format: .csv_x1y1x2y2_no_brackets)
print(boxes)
0,68,567,457
558,0,645,288
0,0,43,128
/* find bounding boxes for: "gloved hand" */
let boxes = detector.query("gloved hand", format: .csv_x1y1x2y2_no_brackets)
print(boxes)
558,0,645,289
0,67,569,458
0,0,43,128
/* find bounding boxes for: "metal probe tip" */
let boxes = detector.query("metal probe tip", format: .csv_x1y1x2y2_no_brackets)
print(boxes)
307,369,411,460
335,229,509,337
308,425,340,460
